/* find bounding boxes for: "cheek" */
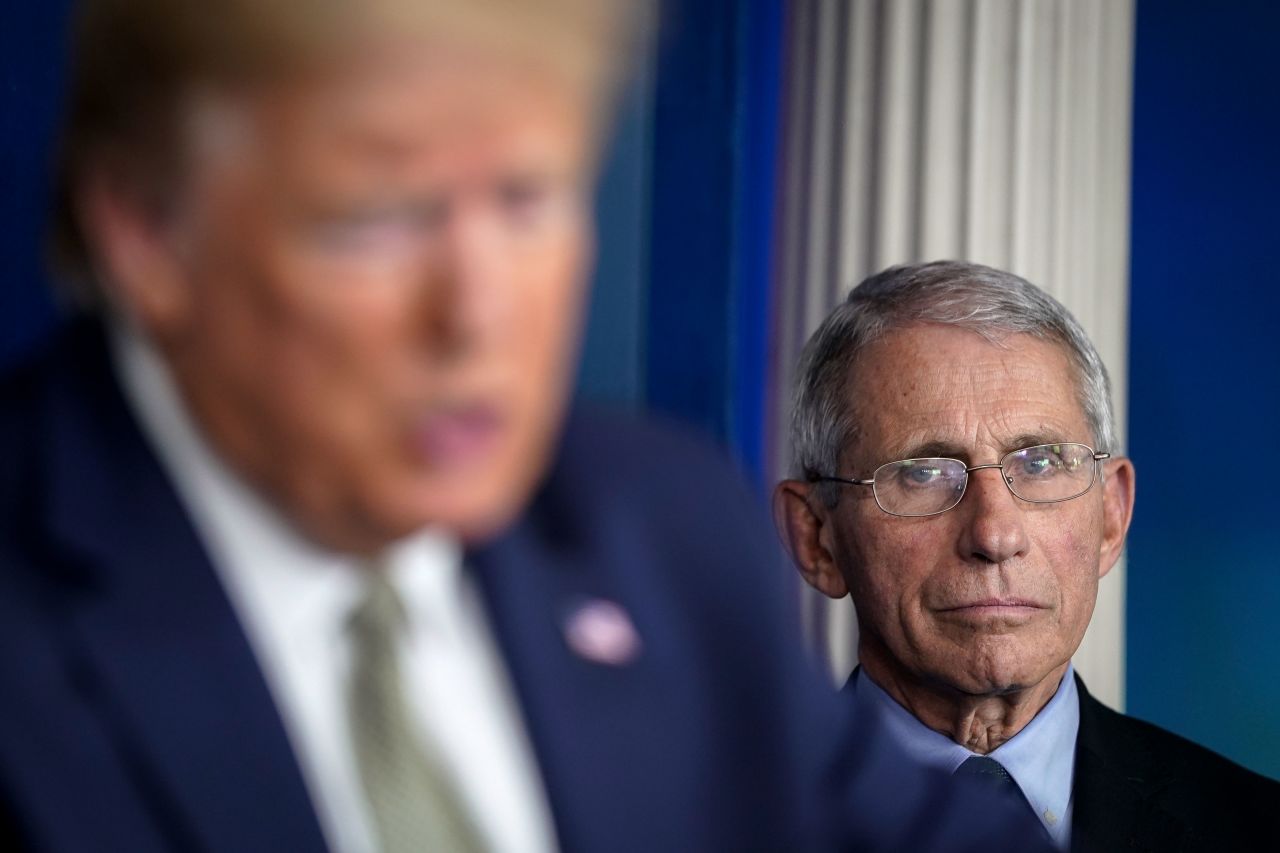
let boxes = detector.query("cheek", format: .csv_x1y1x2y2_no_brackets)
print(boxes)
528,222,588,309
1053,528,1102,614
840,519,936,622
261,232,419,352
508,228,589,378
1046,499,1104,573
186,230,407,466
221,269,398,407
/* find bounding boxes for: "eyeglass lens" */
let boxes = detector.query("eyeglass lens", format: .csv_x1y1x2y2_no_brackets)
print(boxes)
870,443,1098,517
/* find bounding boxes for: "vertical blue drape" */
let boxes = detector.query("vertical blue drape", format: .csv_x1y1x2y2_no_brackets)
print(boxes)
645,0,786,487
731,0,786,487
576,60,654,409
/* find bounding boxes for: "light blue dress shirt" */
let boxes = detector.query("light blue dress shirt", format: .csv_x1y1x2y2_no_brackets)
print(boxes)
851,664,1079,849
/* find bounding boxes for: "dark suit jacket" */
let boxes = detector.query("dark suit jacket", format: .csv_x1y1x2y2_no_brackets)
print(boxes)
0,321,1048,852
1071,674,1279,852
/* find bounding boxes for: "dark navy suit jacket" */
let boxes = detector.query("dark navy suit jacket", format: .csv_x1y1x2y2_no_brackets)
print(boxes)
1071,675,1278,852
0,321,1048,852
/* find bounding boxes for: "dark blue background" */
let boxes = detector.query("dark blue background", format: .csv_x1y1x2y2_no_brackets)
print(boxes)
1127,0,1280,778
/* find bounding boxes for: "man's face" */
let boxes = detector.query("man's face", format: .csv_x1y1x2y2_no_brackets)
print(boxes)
824,324,1128,696
103,50,595,550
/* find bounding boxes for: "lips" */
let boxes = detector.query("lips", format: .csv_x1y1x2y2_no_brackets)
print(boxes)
411,403,505,468
941,598,1044,611
936,597,1047,625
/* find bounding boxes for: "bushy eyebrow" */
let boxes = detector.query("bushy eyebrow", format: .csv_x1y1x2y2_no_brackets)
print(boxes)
893,440,966,461
1004,432,1074,452
891,432,1073,463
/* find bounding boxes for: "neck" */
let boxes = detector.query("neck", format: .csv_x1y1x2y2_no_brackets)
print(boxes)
861,655,1069,755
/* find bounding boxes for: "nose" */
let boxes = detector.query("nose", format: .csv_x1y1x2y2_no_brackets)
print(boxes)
419,201,509,358
955,465,1030,565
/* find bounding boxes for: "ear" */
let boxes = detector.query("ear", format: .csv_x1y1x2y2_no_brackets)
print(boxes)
78,172,192,339
1098,457,1136,579
772,480,849,599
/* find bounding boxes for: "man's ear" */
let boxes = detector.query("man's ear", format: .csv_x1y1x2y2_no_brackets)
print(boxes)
78,172,191,339
772,480,849,599
1098,457,1136,579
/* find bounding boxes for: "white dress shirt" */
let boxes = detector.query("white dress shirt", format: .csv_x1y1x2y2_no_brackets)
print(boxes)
111,323,558,853
851,664,1080,849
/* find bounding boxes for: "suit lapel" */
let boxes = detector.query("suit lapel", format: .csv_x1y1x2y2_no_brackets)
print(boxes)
467,504,699,853
1070,675,1193,853
37,326,328,852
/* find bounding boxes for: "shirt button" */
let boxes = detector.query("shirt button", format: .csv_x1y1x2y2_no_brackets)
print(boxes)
1043,809,1059,825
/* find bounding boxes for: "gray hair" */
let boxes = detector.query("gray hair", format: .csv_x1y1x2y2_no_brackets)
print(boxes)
790,260,1116,503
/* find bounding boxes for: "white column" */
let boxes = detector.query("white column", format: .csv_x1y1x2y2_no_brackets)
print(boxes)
775,0,1135,709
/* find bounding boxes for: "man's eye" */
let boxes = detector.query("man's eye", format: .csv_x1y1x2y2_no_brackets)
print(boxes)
1018,453,1059,477
903,464,945,486
306,195,452,252
310,211,421,253
497,180,560,226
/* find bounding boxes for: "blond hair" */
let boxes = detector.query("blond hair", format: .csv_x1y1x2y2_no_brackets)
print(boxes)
51,0,642,302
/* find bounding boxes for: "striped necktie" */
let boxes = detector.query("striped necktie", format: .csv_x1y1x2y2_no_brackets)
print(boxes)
347,571,485,853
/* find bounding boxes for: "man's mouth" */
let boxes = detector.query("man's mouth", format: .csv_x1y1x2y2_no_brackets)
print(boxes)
937,598,1046,622
411,404,505,468
943,597,1043,610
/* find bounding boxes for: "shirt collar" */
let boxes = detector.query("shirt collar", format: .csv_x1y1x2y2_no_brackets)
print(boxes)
382,527,467,640
852,663,1078,846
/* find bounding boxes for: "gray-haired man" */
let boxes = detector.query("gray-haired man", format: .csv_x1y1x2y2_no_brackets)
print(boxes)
774,261,1277,852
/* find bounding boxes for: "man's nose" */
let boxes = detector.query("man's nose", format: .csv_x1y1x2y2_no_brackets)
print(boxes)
956,465,1031,564
418,204,509,356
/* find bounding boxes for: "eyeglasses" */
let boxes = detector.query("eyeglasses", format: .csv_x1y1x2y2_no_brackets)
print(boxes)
811,443,1111,518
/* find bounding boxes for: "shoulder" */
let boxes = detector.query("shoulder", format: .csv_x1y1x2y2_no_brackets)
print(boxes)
552,406,750,495
491,409,845,849
0,320,103,515
0,317,106,432
1078,680,1276,793
0,330,61,534
1075,677,1279,831
539,405,774,558
0,327,56,442
523,403,800,671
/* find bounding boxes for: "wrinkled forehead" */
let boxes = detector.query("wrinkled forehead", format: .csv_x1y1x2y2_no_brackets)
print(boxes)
842,324,1091,463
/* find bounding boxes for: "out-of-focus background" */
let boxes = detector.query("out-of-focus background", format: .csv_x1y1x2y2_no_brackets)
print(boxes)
4,0,1277,779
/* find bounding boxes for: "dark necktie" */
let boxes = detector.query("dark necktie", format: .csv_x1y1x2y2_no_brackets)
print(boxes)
956,755,1020,791
954,755,1050,840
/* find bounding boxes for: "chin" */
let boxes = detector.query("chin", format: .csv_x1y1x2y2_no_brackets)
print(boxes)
943,642,1057,696
387,476,531,544
925,666,1025,699
963,662,1062,697
961,675,1032,697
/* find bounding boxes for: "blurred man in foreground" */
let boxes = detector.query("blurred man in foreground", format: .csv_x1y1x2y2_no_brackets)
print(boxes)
0,1,849,850
775,261,1278,851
